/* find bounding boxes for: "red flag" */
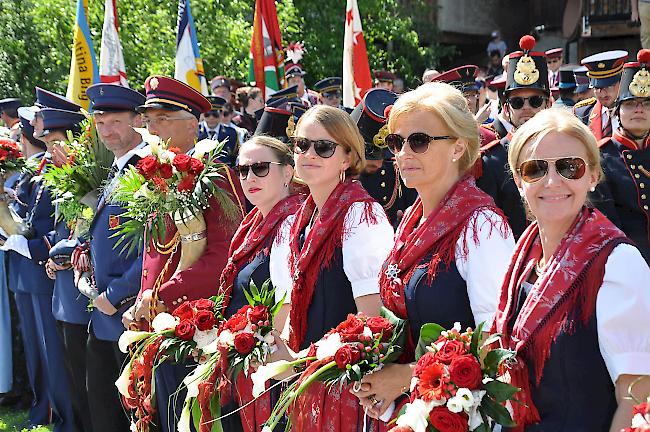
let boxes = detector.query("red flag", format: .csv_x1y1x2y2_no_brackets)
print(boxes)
249,0,285,100
343,0,372,108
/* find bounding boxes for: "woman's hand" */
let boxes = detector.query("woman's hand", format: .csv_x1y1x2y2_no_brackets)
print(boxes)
351,362,413,419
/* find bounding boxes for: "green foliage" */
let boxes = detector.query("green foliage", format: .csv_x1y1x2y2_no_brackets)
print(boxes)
0,406,52,431
0,0,452,102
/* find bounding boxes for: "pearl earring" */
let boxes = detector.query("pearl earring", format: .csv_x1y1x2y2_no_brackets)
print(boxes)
452,158,457,163
590,186,596,192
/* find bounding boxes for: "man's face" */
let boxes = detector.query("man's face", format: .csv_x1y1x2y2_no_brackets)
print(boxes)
491,55,501,66
593,81,621,109
375,81,393,91
31,113,45,138
463,89,480,114
94,111,142,156
141,108,197,152
506,88,549,128
320,92,341,107
546,57,561,73
213,86,231,101
288,76,305,96
204,111,221,129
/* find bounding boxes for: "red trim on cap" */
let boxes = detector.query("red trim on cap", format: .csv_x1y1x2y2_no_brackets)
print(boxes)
264,106,292,116
508,51,546,59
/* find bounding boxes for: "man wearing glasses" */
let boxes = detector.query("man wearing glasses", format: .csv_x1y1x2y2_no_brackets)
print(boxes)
198,96,239,166
477,35,551,238
574,50,629,140
314,77,344,109
546,48,564,89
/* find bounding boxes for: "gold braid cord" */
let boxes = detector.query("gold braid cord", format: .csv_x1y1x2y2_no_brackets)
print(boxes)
148,235,180,323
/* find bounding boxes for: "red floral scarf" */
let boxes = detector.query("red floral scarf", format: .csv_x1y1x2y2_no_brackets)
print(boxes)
218,194,304,310
288,180,380,351
492,207,628,430
379,175,507,318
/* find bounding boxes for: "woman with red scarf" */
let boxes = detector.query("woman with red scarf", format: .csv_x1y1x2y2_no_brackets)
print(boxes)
352,82,515,421
593,50,650,263
269,105,394,432
493,108,650,431
218,136,303,432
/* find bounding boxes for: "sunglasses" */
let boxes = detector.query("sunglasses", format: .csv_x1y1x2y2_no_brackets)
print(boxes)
507,95,547,110
517,157,589,183
291,137,340,158
385,132,454,154
234,161,284,179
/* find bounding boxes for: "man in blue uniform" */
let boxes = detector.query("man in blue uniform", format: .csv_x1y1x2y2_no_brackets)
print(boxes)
0,98,22,141
313,77,343,108
82,83,146,432
552,66,578,109
574,50,628,140
198,95,239,166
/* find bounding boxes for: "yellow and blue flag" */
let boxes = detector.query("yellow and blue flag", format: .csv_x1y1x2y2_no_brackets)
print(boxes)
66,0,100,110
175,0,208,95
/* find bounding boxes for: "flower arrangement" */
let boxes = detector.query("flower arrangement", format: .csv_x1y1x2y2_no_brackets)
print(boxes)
116,295,224,432
389,322,519,432
111,136,240,255
622,379,650,432
41,118,113,231
0,138,26,174
256,308,405,431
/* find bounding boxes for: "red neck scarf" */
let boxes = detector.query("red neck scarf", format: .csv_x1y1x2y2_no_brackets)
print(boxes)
218,194,304,310
379,175,507,318
613,129,650,151
492,207,628,430
288,180,379,351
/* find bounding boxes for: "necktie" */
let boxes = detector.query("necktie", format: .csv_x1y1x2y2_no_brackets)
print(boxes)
602,110,612,137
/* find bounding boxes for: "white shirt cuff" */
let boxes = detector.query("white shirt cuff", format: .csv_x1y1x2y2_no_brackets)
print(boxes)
605,352,650,383
0,234,31,258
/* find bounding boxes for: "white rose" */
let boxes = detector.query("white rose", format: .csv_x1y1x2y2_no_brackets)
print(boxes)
446,395,464,413
152,312,178,333
193,329,218,349
316,333,343,360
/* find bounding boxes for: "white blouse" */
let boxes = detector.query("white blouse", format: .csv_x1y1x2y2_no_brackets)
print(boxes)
521,243,650,384
455,210,515,329
269,201,394,304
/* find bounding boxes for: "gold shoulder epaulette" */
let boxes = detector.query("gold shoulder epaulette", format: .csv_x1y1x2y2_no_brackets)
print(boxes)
574,97,596,109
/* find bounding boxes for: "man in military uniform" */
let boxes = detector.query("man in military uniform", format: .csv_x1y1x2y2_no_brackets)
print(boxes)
285,63,317,107
352,88,417,227
574,50,628,140
123,75,245,432
429,65,498,146
546,48,564,89
552,66,578,109
477,35,551,238
83,83,146,432
373,70,396,91
254,86,303,143
313,77,343,108
211,75,232,102
198,95,239,166
573,65,593,102
0,98,22,141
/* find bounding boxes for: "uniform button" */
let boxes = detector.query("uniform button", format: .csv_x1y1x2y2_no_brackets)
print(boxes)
627,154,633,160
635,174,641,179
645,205,649,210
182,295,188,300
381,170,386,175
146,246,151,253
172,300,177,306
631,165,636,169
380,182,386,187
143,270,148,277
641,183,646,188
642,194,647,200
383,196,388,201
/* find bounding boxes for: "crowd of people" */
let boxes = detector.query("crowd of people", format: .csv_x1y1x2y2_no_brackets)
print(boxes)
0,33,649,432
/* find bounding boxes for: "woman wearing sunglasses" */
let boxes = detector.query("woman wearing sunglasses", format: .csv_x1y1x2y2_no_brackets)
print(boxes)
593,50,650,263
353,82,515,421
269,105,394,431
219,136,303,432
493,108,650,431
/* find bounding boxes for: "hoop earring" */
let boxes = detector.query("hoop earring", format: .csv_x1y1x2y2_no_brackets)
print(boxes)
340,170,346,183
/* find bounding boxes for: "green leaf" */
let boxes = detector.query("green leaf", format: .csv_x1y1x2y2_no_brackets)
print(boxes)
470,321,485,357
484,379,520,403
483,349,516,378
415,323,445,360
481,396,516,427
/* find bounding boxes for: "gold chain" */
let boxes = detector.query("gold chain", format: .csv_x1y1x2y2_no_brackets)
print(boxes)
153,232,180,255
149,240,180,323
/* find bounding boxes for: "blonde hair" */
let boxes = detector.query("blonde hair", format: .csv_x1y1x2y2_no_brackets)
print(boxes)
387,82,480,173
508,108,602,181
241,135,294,166
294,105,366,176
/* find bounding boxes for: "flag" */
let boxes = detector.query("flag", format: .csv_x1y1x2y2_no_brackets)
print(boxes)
343,0,372,108
248,0,285,100
99,0,128,86
66,0,100,110
175,0,208,95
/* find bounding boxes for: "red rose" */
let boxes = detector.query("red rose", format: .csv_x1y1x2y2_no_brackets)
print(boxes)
189,158,204,175
249,305,269,324
175,319,196,341
635,402,650,416
136,155,159,179
172,154,193,172
417,362,449,402
233,332,256,354
336,314,365,342
0,149,7,160
414,352,439,377
194,310,217,331
366,316,393,341
448,354,482,390
191,299,215,311
172,302,195,321
159,163,173,179
177,173,196,193
334,345,362,370
226,312,248,332
434,339,467,365
429,406,468,432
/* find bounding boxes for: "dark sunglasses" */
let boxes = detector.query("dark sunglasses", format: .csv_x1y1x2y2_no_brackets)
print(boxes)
508,95,547,110
385,132,454,154
234,161,283,179
291,137,340,158
204,111,221,118
517,157,589,183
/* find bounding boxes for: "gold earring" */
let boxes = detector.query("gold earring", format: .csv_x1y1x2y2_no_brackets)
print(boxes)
340,170,346,183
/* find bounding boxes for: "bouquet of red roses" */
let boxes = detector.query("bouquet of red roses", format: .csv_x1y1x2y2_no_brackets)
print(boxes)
389,322,518,432
256,308,405,432
112,136,239,255
623,401,650,432
0,138,25,174
176,280,285,432
116,296,224,432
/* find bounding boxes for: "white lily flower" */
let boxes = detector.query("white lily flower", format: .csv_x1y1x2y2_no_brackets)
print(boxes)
115,363,132,397
193,329,218,349
316,333,343,360
118,330,153,353
152,312,178,333
133,183,154,200
134,127,161,147
194,139,220,160
251,360,292,397
469,390,487,430
178,402,192,432
396,399,436,432
183,361,213,398
201,338,220,354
